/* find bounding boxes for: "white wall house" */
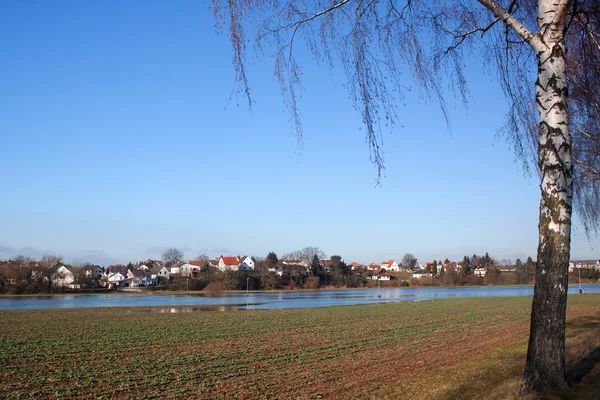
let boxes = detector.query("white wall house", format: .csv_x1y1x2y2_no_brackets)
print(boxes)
281,259,309,268
569,260,600,272
412,271,432,279
53,266,76,288
127,269,153,287
180,262,204,277
156,266,170,279
218,256,240,271
381,260,399,271
371,269,391,280
240,256,254,271
84,265,103,279
474,267,487,277
108,272,126,287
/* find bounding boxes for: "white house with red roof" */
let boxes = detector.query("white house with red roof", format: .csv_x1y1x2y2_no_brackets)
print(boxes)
367,263,380,271
371,269,391,280
180,260,205,276
218,256,240,271
380,260,400,271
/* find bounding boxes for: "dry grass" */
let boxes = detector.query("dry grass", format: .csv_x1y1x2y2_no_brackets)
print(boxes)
373,295,600,400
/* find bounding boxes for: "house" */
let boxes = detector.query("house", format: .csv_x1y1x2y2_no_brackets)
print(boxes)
412,271,432,279
441,262,460,272
474,267,487,277
127,269,152,287
498,265,516,273
371,269,391,280
180,261,205,276
108,264,127,275
281,259,309,268
83,265,103,279
218,256,240,271
277,262,306,277
53,266,76,288
0,261,21,286
169,262,183,275
239,256,255,271
350,262,364,271
154,266,170,280
380,260,400,271
569,260,600,272
107,272,126,287
319,259,333,271
137,264,149,271
267,264,285,276
367,263,380,271
145,259,164,267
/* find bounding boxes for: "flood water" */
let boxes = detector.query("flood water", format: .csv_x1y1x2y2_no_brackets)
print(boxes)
1,284,598,311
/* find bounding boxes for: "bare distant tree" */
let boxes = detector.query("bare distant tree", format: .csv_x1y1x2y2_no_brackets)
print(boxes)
39,255,63,293
300,247,326,266
401,253,418,270
162,248,184,266
10,255,33,268
281,250,303,261
212,0,600,395
195,253,210,263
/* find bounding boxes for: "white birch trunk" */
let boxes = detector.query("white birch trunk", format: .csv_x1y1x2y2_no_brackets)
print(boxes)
521,0,573,395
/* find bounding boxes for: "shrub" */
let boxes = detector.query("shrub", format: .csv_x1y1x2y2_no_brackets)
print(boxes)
303,276,320,290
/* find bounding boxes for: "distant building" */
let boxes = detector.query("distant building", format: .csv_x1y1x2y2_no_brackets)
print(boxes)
180,261,205,276
569,260,600,272
380,260,400,271
218,256,240,271
240,256,255,271
108,264,127,275
371,269,390,281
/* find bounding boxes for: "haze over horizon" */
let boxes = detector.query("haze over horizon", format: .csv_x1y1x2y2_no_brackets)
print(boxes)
1,1,598,266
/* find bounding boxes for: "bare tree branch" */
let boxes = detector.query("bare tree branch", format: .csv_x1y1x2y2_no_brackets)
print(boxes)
476,0,543,51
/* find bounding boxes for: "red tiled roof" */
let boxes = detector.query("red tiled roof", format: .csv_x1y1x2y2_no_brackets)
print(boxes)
221,256,239,265
188,260,205,267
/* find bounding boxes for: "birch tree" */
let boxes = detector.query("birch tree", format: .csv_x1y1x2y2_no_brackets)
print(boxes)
211,0,600,396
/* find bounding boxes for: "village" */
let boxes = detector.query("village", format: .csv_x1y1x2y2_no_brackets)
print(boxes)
1,252,599,293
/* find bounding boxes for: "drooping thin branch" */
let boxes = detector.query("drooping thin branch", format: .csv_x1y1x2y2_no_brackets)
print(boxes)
266,0,353,35
443,17,500,54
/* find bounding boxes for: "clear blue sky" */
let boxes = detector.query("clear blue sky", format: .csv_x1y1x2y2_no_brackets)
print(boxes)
0,1,597,266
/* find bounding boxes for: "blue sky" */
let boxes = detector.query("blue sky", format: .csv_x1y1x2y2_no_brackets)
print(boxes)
0,1,597,266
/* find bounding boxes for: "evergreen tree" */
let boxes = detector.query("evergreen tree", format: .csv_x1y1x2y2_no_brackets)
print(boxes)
266,252,278,267
311,254,320,276
516,258,525,284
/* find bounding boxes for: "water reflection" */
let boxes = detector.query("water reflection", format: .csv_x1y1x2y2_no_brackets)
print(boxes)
141,305,246,313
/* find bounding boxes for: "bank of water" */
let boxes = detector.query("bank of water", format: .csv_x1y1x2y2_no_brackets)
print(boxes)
1,284,599,310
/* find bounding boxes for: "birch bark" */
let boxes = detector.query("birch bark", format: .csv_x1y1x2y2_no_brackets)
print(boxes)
521,0,573,395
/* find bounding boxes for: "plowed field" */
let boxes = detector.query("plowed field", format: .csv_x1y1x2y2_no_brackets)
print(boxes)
1,295,599,399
